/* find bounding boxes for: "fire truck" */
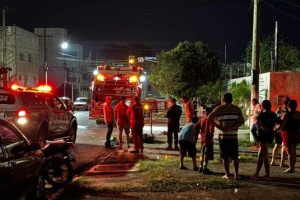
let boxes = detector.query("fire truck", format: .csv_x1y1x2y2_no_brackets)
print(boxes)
89,65,143,123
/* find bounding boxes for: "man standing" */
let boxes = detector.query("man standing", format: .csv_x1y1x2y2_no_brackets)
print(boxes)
181,96,195,124
103,96,114,149
127,96,144,153
249,98,261,138
114,96,130,149
166,98,182,150
208,93,244,179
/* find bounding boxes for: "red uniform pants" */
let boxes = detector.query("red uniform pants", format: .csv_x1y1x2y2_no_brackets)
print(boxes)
131,125,144,151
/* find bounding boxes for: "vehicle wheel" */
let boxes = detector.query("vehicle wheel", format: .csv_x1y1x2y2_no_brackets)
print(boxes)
45,161,73,186
26,173,45,200
69,124,77,143
38,128,47,146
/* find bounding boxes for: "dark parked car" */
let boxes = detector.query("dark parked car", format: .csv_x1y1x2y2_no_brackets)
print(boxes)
0,85,78,145
0,119,45,199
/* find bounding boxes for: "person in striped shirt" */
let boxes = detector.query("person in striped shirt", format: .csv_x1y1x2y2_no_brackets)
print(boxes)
208,93,245,179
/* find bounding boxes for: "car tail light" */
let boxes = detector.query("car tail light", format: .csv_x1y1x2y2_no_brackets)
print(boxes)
18,110,26,117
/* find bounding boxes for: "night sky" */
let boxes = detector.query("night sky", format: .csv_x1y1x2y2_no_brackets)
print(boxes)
2,0,300,62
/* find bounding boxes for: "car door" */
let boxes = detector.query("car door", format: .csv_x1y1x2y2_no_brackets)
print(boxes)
0,136,12,199
49,94,69,134
0,123,42,199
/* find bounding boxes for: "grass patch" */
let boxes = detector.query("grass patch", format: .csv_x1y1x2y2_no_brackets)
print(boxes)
239,154,257,163
238,139,255,147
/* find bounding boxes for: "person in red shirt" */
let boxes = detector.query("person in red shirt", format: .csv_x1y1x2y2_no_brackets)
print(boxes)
181,96,195,124
127,96,144,153
114,96,130,149
194,107,215,174
103,96,114,149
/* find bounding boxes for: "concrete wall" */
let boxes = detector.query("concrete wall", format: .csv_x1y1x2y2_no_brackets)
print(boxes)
0,26,39,87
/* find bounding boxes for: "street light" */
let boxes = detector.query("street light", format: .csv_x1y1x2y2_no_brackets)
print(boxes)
61,42,68,50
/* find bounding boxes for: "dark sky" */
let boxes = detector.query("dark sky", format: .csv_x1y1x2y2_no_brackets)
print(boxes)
2,0,300,62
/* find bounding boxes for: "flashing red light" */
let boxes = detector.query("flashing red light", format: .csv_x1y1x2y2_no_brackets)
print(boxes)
18,110,26,117
37,85,52,92
11,84,19,91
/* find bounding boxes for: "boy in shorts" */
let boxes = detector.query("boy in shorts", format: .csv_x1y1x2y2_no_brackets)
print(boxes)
194,107,214,174
179,117,199,171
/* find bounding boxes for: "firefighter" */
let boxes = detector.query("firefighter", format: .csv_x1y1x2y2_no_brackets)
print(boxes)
103,96,114,148
127,96,144,153
114,96,130,149
181,96,195,124
166,98,182,150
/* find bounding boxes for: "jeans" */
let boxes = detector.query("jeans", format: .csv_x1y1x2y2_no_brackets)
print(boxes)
105,122,114,145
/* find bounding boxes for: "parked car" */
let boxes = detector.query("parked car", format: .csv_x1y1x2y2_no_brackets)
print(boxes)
0,85,78,145
59,97,75,112
0,119,45,199
73,97,89,111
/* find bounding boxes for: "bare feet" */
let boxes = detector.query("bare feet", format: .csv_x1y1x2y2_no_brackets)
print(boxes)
283,168,295,173
222,174,229,179
280,164,289,168
270,162,278,166
251,174,259,179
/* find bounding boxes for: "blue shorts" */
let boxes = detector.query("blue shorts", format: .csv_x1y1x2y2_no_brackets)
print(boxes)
219,138,238,160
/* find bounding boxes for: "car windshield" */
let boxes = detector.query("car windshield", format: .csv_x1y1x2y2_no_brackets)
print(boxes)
75,98,87,103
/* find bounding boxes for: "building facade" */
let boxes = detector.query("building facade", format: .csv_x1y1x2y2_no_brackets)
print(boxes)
0,26,39,87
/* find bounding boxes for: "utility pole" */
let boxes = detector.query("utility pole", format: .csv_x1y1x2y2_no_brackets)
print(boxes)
36,29,52,85
43,28,48,85
224,44,227,64
2,6,7,64
64,61,67,97
251,0,260,100
274,21,278,72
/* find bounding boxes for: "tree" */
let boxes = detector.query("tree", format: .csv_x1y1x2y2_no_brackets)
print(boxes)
229,80,251,122
150,41,220,98
149,51,186,98
196,80,227,104
244,35,300,73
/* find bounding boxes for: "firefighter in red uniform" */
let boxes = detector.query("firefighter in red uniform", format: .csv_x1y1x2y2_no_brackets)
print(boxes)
127,96,144,153
114,96,130,149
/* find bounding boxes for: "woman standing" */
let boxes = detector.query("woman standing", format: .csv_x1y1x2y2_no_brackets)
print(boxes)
252,100,277,179
271,97,290,167
275,100,300,173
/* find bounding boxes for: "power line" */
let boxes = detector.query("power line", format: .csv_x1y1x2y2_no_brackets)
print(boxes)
279,0,300,9
262,0,300,21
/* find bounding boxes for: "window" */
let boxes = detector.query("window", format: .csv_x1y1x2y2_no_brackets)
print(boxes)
28,54,33,62
19,92,41,106
0,124,24,158
19,52,24,61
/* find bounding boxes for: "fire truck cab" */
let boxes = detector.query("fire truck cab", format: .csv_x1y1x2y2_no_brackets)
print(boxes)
89,65,143,123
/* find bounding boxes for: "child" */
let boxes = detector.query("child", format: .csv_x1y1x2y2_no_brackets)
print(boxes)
179,116,199,171
194,107,215,174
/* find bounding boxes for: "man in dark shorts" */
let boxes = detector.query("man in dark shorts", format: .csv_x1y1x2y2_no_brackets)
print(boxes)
166,98,182,150
179,117,199,171
208,93,244,179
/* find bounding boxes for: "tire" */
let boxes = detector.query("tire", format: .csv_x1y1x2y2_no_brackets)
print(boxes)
69,124,77,143
45,161,73,186
26,173,45,200
38,128,47,146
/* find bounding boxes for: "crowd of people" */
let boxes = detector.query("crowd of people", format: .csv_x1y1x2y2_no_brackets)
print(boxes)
102,93,299,179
